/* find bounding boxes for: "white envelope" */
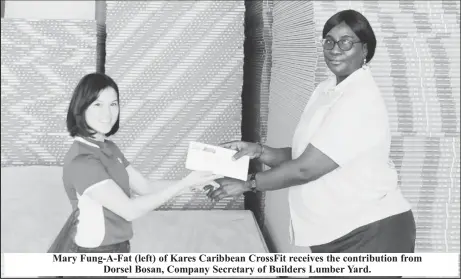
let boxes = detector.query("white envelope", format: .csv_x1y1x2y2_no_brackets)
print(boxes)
185,141,250,181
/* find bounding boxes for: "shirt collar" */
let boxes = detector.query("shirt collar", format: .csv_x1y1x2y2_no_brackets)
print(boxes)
75,136,104,149
327,65,373,93
75,136,114,157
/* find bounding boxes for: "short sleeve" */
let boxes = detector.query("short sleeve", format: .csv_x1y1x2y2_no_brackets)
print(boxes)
68,155,111,195
106,141,130,168
309,93,387,166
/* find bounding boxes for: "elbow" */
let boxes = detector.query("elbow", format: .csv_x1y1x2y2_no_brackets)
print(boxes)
118,209,135,222
120,201,141,222
123,213,136,222
298,165,332,184
124,211,144,222
297,167,318,184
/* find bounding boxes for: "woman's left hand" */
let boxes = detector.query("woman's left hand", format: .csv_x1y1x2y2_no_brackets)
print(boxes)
206,177,251,201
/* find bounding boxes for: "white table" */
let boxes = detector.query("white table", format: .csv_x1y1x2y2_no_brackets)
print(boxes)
131,210,269,253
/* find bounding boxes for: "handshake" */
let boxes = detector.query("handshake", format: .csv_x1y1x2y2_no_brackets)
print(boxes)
179,140,264,202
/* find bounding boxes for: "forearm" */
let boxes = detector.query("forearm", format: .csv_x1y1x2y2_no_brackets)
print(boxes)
127,181,186,220
254,159,312,192
258,146,292,168
133,179,177,196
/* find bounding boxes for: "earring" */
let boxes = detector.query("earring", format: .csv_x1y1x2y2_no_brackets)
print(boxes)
362,57,367,68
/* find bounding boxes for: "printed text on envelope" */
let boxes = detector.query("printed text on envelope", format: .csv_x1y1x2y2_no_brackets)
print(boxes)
185,142,250,181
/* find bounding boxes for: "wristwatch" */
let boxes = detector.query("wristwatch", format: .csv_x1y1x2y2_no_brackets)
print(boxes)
248,173,257,192
255,142,264,159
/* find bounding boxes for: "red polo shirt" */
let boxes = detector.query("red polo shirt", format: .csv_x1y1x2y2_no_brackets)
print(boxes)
62,137,133,248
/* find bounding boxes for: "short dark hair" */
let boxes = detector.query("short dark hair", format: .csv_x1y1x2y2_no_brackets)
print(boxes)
322,9,377,63
66,73,120,138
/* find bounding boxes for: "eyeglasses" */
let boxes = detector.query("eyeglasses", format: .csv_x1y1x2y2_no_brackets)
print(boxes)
321,38,362,51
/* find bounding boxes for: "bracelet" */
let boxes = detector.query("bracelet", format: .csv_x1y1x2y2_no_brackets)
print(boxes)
249,172,257,192
255,142,264,159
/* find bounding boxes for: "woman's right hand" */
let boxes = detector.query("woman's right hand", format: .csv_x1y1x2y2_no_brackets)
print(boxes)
181,171,222,191
220,140,263,160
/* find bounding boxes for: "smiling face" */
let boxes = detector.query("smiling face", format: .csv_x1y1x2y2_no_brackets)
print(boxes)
84,87,119,138
323,22,368,84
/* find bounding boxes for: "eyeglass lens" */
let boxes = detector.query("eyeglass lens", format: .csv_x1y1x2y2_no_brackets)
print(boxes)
323,39,353,51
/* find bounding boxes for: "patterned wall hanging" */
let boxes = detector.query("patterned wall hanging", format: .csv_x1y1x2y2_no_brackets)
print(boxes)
104,1,246,210
1,18,97,166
